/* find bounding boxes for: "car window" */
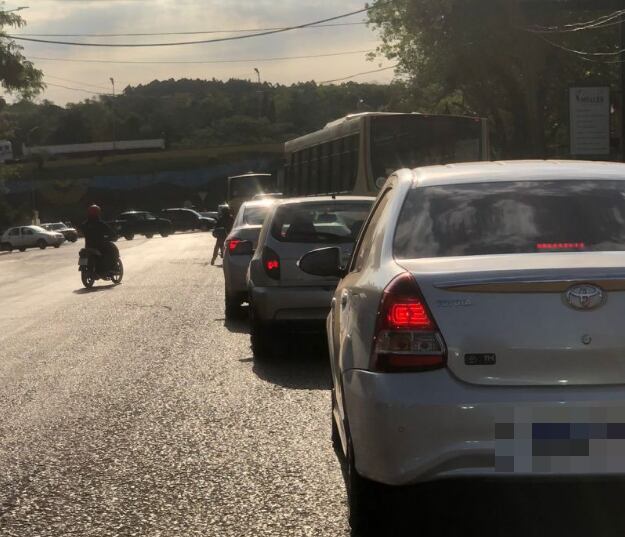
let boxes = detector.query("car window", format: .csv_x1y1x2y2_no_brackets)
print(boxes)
270,201,371,244
351,189,392,272
23,228,34,235
242,206,270,226
9,228,19,236
394,180,625,259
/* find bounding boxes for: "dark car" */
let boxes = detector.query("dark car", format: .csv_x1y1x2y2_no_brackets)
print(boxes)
160,208,214,232
41,222,79,242
109,211,173,241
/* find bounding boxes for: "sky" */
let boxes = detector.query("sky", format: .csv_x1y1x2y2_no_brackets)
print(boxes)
5,0,395,105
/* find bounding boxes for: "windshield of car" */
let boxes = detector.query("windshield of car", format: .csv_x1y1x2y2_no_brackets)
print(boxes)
271,201,372,243
394,180,625,259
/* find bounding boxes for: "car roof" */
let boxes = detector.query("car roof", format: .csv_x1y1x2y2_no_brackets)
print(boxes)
274,195,375,207
408,160,625,188
240,199,278,210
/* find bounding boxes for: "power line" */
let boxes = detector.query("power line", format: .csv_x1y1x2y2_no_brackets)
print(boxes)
7,7,370,47
44,82,108,95
45,74,112,90
527,9,625,34
319,65,397,84
30,48,375,65
16,21,368,38
539,35,625,58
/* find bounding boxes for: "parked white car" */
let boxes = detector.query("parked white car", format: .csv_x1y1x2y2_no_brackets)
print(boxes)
299,161,625,534
223,199,276,318
247,196,373,358
1,225,65,252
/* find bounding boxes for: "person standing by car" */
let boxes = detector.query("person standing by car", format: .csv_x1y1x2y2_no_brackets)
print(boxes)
80,204,119,271
211,205,234,265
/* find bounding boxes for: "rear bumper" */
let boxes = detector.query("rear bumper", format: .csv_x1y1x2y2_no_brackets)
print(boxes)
343,368,625,486
250,285,333,322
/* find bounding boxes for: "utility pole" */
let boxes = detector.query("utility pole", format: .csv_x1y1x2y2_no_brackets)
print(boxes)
110,77,117,151
254,68,263,118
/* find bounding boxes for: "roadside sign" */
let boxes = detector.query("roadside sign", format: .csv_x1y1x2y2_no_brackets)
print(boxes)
570,86,610,156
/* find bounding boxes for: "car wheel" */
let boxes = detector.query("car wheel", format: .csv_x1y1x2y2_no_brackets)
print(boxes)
70,237,78,243
124,234,134,241
250,306,273,360
160,230,170,238
145,233,154,239
37,239,47,249
53,243,61,248
346,433,389,536
19,247,26,252
225,292,242,320
331,391,342,455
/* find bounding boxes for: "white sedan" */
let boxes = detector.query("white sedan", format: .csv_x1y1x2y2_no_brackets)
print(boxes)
299,160,625,534
1,225,65,252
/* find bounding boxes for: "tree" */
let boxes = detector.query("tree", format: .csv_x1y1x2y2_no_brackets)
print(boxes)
368,0,619,158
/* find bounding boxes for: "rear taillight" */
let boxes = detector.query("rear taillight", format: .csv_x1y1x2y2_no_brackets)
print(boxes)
226,238,252,255
262,246,281,280
372,272,447,373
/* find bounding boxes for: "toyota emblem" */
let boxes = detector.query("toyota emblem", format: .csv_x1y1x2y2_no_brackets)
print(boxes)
564,284,606,311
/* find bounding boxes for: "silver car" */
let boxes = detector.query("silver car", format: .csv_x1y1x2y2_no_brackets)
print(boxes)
247,196,373,358
1,225,65,252
299,161,625,533
223,199,275,318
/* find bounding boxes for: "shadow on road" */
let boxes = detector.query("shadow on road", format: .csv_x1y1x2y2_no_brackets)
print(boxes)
348,479,625,537
73,285,118,294
252,333,331,391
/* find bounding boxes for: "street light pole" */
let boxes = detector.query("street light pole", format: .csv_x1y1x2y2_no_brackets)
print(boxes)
110,77,117,151
254,68,263,118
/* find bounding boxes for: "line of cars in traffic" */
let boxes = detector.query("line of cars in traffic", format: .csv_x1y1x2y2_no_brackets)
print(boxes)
224,160,625,535
0,207,217,253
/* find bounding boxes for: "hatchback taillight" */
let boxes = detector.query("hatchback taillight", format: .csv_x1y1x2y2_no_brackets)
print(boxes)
262,246,281,280
372,272,447,372
226,238,252,255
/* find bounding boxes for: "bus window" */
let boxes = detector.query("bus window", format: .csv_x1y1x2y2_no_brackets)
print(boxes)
310,146,320,195
301,148,310,196
331,140,342,192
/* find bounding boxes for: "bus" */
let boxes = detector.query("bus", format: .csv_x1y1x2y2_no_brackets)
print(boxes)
227,172,276,216
280,112,490,197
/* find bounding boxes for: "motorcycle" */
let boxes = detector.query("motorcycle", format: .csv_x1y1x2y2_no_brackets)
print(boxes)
78,247,124,289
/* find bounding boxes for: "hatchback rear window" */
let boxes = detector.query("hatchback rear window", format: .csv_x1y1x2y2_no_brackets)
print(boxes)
242,206,270,226
271,201,372,243
394,180,625,259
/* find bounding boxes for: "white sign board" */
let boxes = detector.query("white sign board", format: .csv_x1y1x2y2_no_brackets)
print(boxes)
570,87,610,156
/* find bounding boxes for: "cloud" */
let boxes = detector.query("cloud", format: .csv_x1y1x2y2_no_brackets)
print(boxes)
9,0,392,105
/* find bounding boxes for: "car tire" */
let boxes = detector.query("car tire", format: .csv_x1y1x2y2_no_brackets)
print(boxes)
19,247,26,252
53,243,61,248
37,239,47,249
250,306,273,360
145,233,154,239
160,230,170,238
124,234,134,241
225,292,242,320
331,391,342,454
346,433,389,536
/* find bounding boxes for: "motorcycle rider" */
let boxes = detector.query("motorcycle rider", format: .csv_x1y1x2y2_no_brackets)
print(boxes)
80,204,119,272
211,204,234,265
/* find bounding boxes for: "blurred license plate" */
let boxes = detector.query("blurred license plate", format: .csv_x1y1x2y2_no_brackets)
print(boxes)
495,407,625,474
79,258,88,266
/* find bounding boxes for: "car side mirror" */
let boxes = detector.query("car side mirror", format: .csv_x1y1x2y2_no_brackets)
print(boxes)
298,247,345,278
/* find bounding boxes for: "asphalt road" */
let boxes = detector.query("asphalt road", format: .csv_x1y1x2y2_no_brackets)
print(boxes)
2,234,625,537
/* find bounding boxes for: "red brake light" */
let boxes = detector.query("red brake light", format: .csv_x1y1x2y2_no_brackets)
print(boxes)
387,302,433,330
262,246,281,280
537,242,585,251
228,239,241,252
372,272,447,373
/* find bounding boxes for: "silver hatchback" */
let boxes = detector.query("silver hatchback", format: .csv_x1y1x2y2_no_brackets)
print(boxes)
247,196,373,358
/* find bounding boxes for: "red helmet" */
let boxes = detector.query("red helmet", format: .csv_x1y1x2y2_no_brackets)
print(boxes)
87,204,101,220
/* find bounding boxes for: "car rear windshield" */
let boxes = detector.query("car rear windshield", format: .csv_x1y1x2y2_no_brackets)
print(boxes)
394,180,625,259
242,206,270,226
271,201,372,243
